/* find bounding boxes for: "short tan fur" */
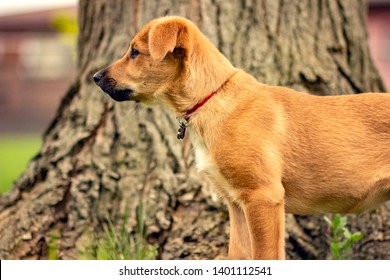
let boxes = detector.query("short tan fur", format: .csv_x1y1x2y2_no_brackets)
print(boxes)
94,16,390,260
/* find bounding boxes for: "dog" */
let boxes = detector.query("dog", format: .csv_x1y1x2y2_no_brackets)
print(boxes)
94,16,390,260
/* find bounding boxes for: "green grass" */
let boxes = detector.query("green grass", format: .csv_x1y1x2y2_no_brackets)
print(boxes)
0,134,41,193
80,203,157,260
83,218,158,260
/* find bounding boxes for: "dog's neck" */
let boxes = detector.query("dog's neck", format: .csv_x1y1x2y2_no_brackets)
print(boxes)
184,71,236,121
176,71,236,139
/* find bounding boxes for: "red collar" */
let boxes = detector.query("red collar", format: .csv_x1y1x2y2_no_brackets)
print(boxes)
184,90,217,122
183,73,234,122
176,72,236,140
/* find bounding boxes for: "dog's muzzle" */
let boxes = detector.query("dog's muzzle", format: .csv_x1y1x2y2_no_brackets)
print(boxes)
93,71,133,102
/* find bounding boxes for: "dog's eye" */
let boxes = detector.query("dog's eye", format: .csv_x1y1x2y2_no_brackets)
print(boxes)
130,48,139,59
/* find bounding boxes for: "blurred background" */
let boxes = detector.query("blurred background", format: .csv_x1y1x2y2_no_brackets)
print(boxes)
0,0,77,192
0,0,390,193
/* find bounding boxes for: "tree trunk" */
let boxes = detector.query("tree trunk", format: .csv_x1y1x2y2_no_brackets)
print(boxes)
0,0,388,260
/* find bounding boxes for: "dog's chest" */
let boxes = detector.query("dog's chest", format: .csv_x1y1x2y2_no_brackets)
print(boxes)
191,133,236,200
191,134,213,172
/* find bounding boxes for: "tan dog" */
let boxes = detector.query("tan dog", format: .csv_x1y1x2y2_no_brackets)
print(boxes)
94,16,390,260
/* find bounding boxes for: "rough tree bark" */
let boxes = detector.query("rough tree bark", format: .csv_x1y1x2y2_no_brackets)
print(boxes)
0,0,388,260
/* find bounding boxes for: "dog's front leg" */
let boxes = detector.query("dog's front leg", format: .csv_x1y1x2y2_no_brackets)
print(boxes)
227,201,251,259
242,187,285,260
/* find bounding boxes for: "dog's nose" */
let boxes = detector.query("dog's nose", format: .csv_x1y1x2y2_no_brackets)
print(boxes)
93,72,103,84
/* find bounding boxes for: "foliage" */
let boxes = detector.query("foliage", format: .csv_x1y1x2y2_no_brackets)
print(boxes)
81,202,157,260
0,135,41,193
51,11,78,35
47,229,60,260
324,214,363,260
51,11,78,62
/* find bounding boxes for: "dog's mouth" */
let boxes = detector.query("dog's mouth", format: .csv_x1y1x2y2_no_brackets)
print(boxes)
93,72,135,102
108,88,133,102
100,84,134,102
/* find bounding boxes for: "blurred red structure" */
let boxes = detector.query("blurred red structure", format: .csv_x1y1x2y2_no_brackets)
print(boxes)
0,7,76,133
368,1,390,91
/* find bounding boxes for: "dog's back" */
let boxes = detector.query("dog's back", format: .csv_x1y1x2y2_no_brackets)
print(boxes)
273,90,390,214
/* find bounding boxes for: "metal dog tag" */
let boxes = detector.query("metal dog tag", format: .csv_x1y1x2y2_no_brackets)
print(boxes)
177,122,187,139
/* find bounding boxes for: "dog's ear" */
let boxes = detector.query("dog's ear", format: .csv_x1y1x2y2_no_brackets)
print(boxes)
148,20,190,61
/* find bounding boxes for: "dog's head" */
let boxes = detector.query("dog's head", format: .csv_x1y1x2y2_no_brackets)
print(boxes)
93,17,196,109
94,16,235,115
